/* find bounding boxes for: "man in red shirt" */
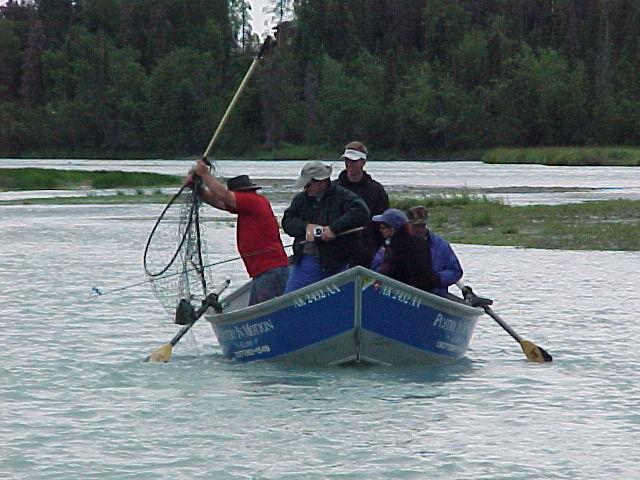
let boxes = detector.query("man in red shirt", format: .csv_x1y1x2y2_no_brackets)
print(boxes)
191,159,289,305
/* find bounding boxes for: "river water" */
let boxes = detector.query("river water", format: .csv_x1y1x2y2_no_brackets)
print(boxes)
3,158,640,205
1,160,639,478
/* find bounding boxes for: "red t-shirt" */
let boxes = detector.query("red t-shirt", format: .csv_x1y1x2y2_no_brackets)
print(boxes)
226,191,289,278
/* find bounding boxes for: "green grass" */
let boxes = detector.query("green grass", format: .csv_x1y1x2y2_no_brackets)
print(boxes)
483,147,640,166
2,192,173,205
391,195,640,251
2,184,638,251
0,168,182,191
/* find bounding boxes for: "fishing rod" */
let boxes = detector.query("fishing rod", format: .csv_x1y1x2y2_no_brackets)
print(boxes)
94,226,365,297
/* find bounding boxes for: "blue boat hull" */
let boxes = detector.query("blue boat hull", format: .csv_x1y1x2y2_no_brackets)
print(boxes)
207,266,482,365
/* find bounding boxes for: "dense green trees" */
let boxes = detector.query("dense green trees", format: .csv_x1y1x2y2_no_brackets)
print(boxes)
1,0,640,157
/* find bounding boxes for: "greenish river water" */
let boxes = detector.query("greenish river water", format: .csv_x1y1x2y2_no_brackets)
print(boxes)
1,200,639,479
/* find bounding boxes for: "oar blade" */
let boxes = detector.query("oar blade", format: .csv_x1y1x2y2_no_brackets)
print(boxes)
520,340,553,363
144,343,173,363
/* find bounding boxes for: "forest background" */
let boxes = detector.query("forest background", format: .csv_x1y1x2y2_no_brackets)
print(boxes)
1,0,639,159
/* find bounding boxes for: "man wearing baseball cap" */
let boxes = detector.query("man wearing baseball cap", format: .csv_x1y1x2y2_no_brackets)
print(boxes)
335,141,389,267
407,205,463,297
282,160,370,292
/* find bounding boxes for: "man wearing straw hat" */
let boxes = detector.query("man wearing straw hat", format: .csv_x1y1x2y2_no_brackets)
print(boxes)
282,161,370,292
190,160,289,305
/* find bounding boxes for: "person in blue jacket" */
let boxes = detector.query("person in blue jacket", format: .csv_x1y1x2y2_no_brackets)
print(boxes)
406,206,463,297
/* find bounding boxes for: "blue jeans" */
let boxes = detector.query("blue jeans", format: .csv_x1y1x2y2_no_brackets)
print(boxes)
284,255,348,293
249,265,290,306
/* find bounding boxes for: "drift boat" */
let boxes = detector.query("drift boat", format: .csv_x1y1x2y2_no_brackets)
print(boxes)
205,266,483,365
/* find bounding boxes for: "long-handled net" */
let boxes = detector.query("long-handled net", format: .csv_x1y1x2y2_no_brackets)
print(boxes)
142,179,215,317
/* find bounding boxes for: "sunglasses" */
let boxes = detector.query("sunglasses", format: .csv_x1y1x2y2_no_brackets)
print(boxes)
379,224,392,230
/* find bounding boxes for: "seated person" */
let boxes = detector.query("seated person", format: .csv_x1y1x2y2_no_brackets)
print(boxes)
282,161,370,293
407,206,463,296
371,208,437,293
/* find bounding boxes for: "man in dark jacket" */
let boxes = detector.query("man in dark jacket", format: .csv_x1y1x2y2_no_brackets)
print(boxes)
335,141,389,267
282,161,370,292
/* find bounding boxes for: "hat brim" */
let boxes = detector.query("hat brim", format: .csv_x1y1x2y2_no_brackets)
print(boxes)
342,154,366,162
292,175,330,188
292,176,310,189
231,185,261,191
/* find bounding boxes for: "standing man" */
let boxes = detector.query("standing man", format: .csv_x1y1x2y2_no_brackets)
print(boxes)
191,159,289,305
406,206,463,297
282,161,370,292
335,141,389,267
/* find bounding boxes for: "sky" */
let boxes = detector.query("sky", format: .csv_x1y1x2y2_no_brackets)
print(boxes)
0,1,283,40
249,0,294,39
249,0,272,38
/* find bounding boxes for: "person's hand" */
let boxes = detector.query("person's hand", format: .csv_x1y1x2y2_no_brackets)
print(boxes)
305,223,322,242
193,158,210,177
183,173,196,189
321,227,336,241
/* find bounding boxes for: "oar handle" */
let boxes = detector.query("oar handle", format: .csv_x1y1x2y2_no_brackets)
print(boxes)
169,280,230,346
456,282,493,308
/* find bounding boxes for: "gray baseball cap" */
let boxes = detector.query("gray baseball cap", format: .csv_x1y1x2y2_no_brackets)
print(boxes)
293,161,332,188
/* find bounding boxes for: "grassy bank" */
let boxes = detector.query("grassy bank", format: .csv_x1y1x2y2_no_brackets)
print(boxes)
483,147,640,166
2,189,638,251
392,195,639,251
0,168,181,191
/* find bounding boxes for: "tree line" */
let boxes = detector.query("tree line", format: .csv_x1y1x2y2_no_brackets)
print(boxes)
1,0,640,157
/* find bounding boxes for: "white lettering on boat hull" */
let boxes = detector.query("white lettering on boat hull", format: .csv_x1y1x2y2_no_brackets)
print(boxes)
293,284,341,308
234,345,271,358
220,320,275,342
378,284,422,308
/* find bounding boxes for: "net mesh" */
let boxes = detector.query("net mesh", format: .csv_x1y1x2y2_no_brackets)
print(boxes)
143,186,215,317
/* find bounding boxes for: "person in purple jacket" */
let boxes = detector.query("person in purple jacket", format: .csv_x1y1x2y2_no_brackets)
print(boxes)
406,206,463,297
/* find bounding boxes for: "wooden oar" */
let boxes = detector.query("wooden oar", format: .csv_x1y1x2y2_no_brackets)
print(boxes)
457,283,553,363
145,280,229,363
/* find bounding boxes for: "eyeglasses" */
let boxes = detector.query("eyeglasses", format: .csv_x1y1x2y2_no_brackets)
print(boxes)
379,224,391,230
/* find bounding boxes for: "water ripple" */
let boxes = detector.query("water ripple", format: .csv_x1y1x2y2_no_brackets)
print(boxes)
2,202,640,479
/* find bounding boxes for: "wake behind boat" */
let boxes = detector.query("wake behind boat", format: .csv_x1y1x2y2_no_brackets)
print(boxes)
206,266,483,365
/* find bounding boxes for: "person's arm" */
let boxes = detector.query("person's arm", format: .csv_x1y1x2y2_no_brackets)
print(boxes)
370,246,385,272
378,245,398,277
430,235,463,287
192,159,236,209
282,194,308,238
327,189,370,235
